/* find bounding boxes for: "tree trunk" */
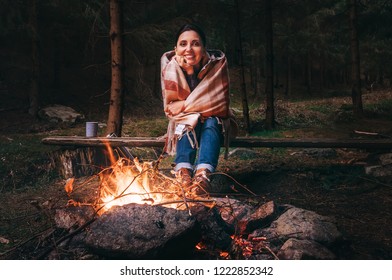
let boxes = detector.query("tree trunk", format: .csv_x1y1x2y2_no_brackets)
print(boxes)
235,0,251,133
306,51,312,95
320,52,325,89
254,58,259,97
349,0,363,117
250,56,258,97
264,0,275,130
107,0,125,136
285,55,292,96
274,62,279,88
28,0,39,117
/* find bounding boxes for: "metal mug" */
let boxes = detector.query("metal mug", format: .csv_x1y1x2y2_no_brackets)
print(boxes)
86,122,98,137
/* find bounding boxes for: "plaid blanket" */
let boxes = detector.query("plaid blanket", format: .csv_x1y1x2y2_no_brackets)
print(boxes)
161,49,237,156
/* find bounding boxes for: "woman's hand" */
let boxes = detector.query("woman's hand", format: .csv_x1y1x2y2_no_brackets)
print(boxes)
175,54,194,75
166,100,185,116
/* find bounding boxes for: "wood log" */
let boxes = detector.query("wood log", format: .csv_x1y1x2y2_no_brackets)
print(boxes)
48,147,112,178
43,136,165,148
42,136,392,149
43,136,392,179
353,130,391,139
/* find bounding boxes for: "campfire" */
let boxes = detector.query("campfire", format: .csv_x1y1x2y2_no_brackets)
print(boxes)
55,143,342,260
65,142,214,216
98,156,174,211
58,142,274,259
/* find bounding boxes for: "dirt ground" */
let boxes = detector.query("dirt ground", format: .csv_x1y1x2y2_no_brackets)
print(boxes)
230,149,392,260
1,91,392,260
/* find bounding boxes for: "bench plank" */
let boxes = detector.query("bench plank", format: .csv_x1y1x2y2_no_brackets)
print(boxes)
42,136,392,149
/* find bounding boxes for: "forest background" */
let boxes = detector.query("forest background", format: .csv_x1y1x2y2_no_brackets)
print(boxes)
1,0,392,260
1,0,391,126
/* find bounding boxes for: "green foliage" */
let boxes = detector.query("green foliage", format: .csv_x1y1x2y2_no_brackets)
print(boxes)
251,129,284,138
364,99,392,118
340,103,353,111
123,117,168,137
307,104,334,114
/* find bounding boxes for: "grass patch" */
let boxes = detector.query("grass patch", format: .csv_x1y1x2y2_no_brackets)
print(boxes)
0,134,59,192
364,99,392,118
250,129,284,138
123,117,168,137
307,104,334,114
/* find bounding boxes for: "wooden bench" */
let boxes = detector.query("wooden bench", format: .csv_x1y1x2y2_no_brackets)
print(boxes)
42,136,392,178
42,136,392,149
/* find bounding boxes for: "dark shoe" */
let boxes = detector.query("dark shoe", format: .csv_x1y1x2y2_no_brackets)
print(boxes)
175,168,193,188
192,168,211,195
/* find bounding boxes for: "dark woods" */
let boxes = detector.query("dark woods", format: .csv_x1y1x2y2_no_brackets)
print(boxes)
0,0,391,121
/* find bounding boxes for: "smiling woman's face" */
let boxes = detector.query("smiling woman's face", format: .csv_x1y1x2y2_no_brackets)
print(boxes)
175,30,204,66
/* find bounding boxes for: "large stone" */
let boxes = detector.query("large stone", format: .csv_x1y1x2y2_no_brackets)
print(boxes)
83,203,200,259
277,238,336,260
379,153,392,166
237,200,278,234
38,104,84,123
53,199,344,260
214,197,254,229
365,165,392,177
190,204,232,250
55,206,96,229
250,207,342,245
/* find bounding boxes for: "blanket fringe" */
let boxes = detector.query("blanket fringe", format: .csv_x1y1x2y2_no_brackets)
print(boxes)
164,123,198,156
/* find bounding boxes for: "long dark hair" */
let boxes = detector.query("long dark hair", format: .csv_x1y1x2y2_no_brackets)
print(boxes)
175,23,206,47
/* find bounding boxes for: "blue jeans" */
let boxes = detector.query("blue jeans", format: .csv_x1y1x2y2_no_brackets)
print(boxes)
175,117,223,173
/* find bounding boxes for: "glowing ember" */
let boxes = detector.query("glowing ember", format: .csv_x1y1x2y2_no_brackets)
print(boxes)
232,235,270,258
219,251,230,258
195,242,206,250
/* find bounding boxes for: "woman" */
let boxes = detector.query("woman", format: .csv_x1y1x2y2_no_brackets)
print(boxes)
160,23,236,194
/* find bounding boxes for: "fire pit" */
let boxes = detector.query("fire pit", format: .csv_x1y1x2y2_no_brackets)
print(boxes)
51,144,343,260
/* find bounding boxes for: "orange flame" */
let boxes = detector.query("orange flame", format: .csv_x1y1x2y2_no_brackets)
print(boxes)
64,140,190,214
96,140,179,212
65,178,74,195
